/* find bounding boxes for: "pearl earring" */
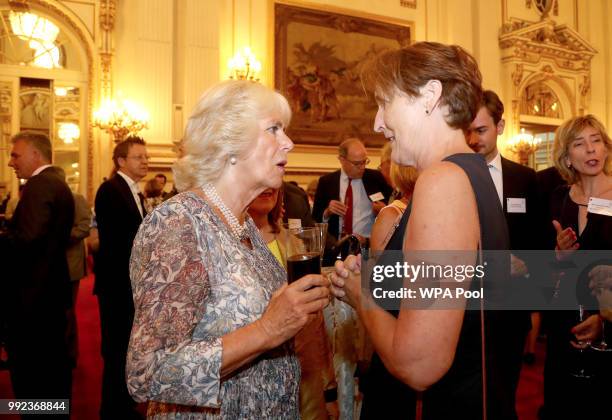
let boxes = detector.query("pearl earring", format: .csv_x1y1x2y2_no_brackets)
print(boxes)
229,156,237,165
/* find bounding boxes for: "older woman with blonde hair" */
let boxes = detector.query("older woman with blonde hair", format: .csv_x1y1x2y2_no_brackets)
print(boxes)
126,80,330,419
330,42,515,419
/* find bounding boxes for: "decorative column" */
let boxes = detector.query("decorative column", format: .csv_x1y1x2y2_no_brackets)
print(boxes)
99,0,116,102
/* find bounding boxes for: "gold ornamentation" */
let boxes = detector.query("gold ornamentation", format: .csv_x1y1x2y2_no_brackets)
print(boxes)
512,64,524,87
100,0,116,32
399,0,417,8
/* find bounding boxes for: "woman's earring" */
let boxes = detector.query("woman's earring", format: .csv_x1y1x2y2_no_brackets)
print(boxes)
566,161,572,168
229,156,237,165
425,109,430,115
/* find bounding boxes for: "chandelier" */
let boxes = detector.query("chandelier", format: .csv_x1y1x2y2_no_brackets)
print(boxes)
92,98,149,143
228,47,261,81
508,128,541,166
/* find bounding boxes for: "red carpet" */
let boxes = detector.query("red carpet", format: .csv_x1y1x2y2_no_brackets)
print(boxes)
1,274,546,419
0,274,102,419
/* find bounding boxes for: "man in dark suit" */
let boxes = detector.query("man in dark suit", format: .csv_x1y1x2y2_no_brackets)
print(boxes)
469,90,539,419
283,181,316,227
2,132,74,405
312,138,391,243
95,136,148,419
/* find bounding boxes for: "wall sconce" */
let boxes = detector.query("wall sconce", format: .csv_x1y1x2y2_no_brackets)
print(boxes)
508,128,541,166
92,98,149,143
228,47,261,81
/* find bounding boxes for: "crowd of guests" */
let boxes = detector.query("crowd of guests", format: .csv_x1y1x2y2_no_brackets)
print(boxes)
0,40,610,420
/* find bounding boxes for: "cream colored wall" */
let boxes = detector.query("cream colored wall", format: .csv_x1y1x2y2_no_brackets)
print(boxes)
54,0,612,188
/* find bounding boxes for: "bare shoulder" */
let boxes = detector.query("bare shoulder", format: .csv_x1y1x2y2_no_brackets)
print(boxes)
415,161,471,193
407,161,479,250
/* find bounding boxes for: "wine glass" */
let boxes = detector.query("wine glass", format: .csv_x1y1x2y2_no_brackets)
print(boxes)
570,304,594,378
591,287,612,352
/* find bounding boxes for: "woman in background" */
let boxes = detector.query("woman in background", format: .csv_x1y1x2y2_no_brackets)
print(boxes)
248,187,339,420
543,114,611,419
369,163,417,252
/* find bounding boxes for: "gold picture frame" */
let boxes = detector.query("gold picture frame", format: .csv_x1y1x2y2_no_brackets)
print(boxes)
274,3,411,147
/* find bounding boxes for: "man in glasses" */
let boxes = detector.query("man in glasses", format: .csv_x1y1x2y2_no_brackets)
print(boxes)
313,138,391,243
94,136,149,419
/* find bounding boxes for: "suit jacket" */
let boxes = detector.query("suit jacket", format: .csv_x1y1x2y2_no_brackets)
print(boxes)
500,157,539,336
536,166,566,250
283,181,315,227
2,166,74,313
66,192,91,281
501,157,539,251
94,173,144,297
312,168,391,240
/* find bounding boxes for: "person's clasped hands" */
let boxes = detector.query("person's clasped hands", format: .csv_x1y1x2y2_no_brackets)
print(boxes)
257,274,330,348
330,254,362,309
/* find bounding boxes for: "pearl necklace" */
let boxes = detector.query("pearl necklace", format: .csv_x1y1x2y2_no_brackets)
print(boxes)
202,183,248,240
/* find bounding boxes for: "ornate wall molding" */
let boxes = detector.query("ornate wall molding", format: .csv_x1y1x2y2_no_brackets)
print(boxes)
499,16,597,134
99,0,116,100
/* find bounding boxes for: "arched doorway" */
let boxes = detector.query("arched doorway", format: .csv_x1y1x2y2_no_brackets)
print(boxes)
517,79,569,169
0,0,95,202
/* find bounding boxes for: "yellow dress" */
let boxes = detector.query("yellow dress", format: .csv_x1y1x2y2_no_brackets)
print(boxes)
266,237,338,420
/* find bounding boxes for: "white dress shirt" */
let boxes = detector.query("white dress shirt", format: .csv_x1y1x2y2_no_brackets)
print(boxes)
339,170,375,237
487,152,504,207
117,170,144,217
31,164,52,177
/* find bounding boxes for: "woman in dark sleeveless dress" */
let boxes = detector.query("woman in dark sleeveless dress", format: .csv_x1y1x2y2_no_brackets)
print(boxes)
330,42,514,419
542,114,612,419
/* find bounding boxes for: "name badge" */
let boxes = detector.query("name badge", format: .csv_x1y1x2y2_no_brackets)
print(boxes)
507,197,526,213
369,192,385,202
288,218,302,229
587,197,612,217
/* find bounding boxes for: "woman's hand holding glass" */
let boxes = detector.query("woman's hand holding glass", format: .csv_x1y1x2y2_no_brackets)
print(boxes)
570,313,602,349
257,274,330,349
330,254,362,309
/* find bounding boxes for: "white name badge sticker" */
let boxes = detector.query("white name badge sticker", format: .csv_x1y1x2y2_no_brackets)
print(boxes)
369,192,385,202
587,197,612,217
507,197,527,213
288,218,302,229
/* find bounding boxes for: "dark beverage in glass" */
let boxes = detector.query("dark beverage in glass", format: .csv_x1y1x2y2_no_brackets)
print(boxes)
287,252,321,283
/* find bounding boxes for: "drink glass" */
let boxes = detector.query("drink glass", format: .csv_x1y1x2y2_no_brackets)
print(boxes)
315,222,328,257
284,227,321,283
592,287,612,352
570,304,594,378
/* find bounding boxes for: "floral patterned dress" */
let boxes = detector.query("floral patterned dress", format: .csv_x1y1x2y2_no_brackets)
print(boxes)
127,191,300,419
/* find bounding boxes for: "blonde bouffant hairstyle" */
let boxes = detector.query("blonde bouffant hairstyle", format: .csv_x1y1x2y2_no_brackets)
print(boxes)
553,114,612,185
173,80,292,191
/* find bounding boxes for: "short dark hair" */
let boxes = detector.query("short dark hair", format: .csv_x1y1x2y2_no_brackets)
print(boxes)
112,136,146,170
11,131,52,162
155,173,167,183
481,90,504,125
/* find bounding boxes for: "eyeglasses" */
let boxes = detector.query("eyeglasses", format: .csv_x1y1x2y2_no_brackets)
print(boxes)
342,157,370,167
126,155,150,162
